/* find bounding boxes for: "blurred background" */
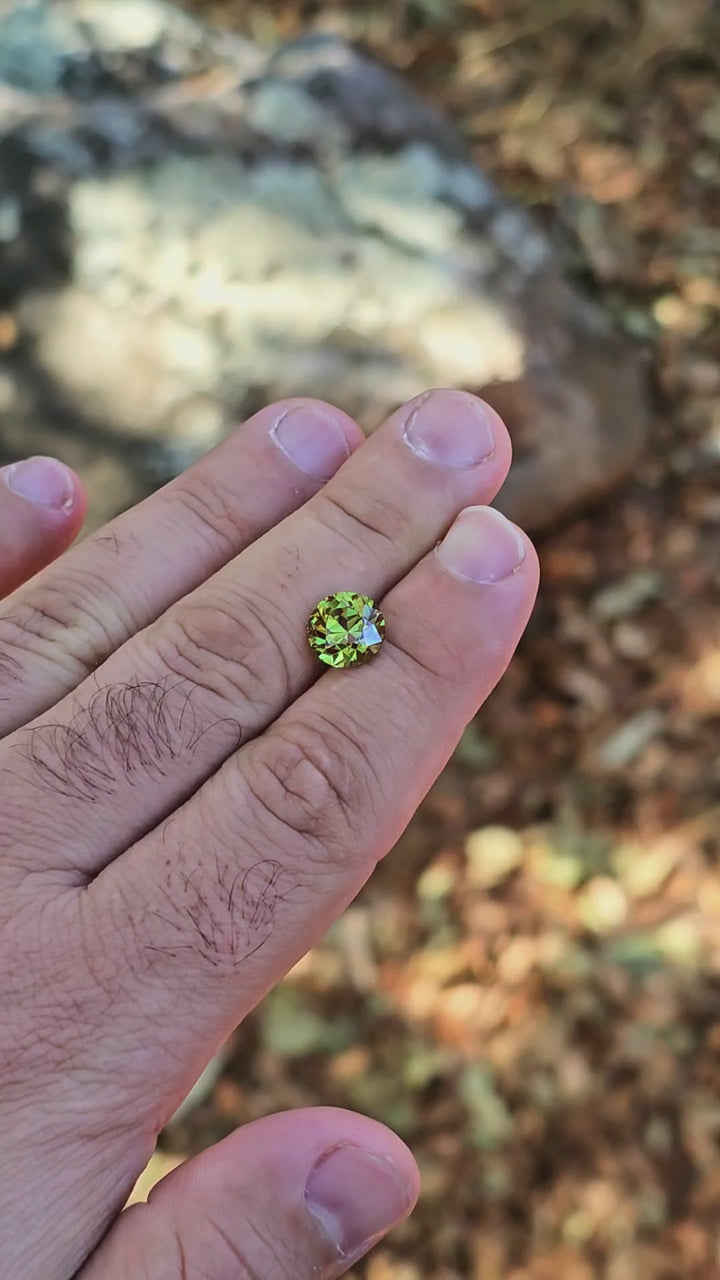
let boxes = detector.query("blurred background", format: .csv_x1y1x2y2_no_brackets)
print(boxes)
2,1,720,1277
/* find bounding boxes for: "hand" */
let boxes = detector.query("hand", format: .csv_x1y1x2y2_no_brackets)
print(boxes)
0,391,538,1279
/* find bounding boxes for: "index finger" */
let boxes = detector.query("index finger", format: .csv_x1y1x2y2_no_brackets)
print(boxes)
0,456,86,598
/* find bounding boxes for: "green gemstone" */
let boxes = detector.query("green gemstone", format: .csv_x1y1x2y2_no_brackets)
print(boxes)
307,591,386,669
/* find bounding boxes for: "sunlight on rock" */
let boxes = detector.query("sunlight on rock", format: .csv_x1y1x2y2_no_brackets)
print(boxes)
337,147,463,251
415,299,524,383
246,81,331,145
73,0,182,49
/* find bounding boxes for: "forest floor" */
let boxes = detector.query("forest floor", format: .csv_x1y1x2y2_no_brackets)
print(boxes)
161,3,720,1276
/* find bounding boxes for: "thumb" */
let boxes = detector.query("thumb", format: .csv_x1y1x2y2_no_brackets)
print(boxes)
79,1108,419,1280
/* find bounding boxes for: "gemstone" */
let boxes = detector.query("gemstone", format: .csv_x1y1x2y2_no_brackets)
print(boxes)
307,591,386,668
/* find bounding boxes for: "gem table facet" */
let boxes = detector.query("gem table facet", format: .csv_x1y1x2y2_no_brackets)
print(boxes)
307,592,386,668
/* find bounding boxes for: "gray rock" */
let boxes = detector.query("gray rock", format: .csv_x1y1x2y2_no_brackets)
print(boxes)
0,0,648,530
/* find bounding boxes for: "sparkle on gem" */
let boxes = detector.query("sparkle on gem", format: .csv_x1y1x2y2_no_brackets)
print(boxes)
307,591,386,668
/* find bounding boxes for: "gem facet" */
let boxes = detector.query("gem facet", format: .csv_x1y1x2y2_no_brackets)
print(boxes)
307,591,386,668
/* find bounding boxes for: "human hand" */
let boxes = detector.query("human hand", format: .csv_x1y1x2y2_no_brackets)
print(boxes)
0,391,538,1279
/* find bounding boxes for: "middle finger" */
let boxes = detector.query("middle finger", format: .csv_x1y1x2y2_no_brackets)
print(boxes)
4,390,511,880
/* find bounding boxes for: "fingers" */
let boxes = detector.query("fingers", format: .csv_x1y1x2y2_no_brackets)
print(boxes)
0,399,362,732
80,1110,418,1280
4,389,512,879
0,456,86,597
85,505,537,1116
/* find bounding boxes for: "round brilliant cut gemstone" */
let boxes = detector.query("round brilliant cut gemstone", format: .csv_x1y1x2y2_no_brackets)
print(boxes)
307,591,385,668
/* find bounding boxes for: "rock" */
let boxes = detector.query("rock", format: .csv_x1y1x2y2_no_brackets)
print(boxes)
0,0,648,530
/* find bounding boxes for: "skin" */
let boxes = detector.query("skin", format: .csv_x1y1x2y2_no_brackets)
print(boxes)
0,390,538,1279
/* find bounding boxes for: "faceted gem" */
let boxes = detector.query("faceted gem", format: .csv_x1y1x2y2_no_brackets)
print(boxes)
307,591,386,668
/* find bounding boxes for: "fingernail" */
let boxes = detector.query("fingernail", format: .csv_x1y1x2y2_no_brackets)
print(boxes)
305,1144,412,1265
271,405,351,480
403,390,495,468
2,456,74,511
437,505,526,583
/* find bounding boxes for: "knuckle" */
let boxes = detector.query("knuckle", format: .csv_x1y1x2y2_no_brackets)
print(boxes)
0,574,128,686
170,474,253,558
0,593,81,688
0,618,25,696
177,1217,269,1280
315,485,413,556
155,591,294,713
243,715,370,859
389,629,452,687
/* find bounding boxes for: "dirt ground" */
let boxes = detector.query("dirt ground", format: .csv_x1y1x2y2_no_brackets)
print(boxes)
156,3,720,1276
